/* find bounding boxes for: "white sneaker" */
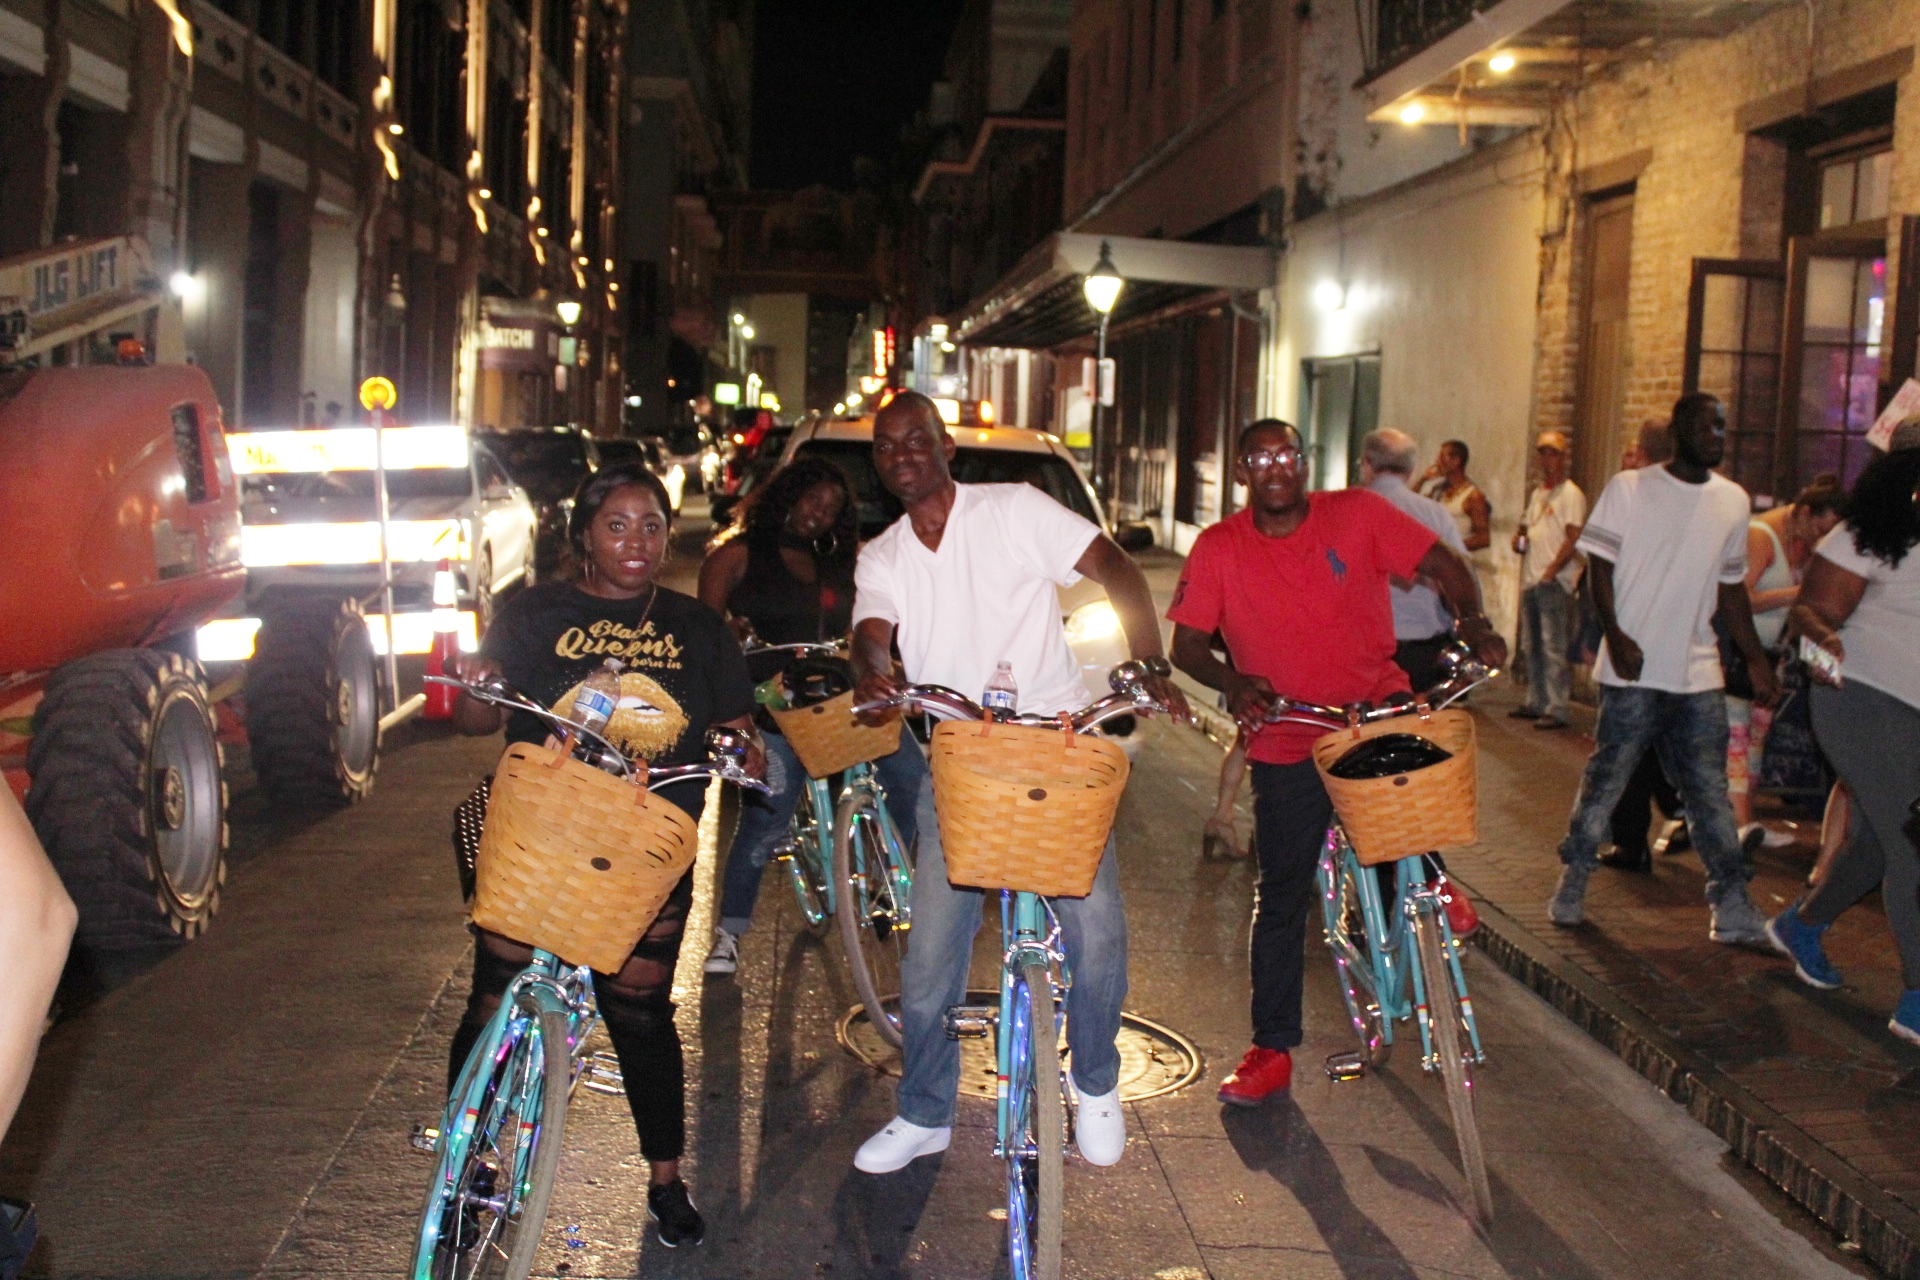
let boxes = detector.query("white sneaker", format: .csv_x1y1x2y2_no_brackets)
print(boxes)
1072,1080,1126,1166
702,927,739,975
853,1117,951,1173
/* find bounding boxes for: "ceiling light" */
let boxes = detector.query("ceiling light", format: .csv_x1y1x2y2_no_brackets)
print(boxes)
1399,102,1427,124
1488,52,1516,73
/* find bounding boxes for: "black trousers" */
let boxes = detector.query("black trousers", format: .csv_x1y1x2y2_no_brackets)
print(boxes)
1392,634,1452,696
1248,758,1335,1052
1611,749,1682,853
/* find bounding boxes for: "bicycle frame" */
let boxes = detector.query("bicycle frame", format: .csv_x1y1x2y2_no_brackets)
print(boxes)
1318,827,1485,1072
412,949,595,1276
995,890,1067,1280
837,762,912,928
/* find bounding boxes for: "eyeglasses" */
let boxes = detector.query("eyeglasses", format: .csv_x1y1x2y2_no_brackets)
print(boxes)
1242,447,1303,471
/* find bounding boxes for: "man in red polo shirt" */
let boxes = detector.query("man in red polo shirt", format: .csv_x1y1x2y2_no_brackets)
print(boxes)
1169,419,1506,1105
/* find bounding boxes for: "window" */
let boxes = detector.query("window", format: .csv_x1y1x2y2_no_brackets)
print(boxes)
1301,354,1381,489
1684,259,1785,497
172,404,211,503
1818,149,1891,229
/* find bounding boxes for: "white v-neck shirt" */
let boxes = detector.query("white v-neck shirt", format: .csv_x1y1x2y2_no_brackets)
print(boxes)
853,482,1101,716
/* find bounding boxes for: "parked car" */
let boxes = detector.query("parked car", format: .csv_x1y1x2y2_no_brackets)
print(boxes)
777,417,1153,735
596,436,686,512
475,426,601,574
648,423,721,494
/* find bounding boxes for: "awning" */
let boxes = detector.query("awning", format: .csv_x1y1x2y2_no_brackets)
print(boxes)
951,232,1272,350
1356,0,1794,127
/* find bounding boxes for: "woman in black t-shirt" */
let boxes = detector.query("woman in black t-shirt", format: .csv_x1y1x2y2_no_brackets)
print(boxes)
449,463,756,1248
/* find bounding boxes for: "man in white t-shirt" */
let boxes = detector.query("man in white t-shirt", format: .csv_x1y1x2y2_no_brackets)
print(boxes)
1511,431,1587,728
1548,393,1779,943
847,392,1188,1175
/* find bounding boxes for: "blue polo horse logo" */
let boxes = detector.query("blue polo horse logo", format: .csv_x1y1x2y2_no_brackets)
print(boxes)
1325,547,1348,582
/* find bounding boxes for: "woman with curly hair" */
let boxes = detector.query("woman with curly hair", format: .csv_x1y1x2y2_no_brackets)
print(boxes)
697,456,926,974
1767,433,1920,1045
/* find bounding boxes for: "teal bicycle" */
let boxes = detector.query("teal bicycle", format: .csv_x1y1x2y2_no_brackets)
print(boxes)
748,641,916,1046
857,660,1170,1280
1272,653,1497,1224
409,675,764,1279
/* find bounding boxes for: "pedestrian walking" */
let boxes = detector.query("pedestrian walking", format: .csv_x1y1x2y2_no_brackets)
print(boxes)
1168,420,1504,1107
1512,431,1586,730
1766,438,1920,1043
1727,474,1844,848
694,457,924,975
1546,393,1779,944
847,392,1188,1174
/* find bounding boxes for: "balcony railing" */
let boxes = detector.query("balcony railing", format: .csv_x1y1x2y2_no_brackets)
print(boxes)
1364,0,1486,77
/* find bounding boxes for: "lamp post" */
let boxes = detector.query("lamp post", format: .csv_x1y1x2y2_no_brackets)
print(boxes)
1082,240,1124,500
555,299,581,423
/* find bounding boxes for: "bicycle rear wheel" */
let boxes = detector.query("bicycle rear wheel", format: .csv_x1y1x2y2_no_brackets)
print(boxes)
832,787,909,1047
416,1008,572,1280
1006,958,1063,1280
1412,908,1492,1224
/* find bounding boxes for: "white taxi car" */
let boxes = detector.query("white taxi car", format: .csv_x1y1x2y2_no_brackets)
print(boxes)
778,415,1153,731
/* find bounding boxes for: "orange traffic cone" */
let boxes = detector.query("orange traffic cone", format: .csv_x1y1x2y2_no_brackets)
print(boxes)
423,559,459,720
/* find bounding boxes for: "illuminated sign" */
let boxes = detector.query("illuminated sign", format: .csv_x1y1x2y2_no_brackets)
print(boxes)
871,329,887,376
759,392,780,410
858,375,885,395
480,324,536,349
239,519,470,567
226,426,469,474
932,398,961,425
713,382,741,405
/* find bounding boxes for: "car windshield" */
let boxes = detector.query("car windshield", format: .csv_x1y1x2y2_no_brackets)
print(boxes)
240,468,472,511
789,440,1099,538
480,433,592,501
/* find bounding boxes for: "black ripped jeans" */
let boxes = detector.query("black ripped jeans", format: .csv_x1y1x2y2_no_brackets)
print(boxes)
447,869,695,1162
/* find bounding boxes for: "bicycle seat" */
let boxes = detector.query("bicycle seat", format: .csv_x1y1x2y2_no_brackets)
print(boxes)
1325,733,1452,780
784,656,856,708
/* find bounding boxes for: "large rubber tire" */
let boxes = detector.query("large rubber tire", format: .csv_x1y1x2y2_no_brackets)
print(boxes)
832,787,908,1048
26,649,228,950
245,597,379,808
1414,907,1493,1224
1016,959,1064,1280
421,1008,571,1280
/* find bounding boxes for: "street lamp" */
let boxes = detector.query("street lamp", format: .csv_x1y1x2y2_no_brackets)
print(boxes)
1083,240,1123,491
555,299,582,327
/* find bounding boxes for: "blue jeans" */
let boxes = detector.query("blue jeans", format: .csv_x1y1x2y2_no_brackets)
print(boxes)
1558,685,1748,904
1519,581,1573,719
717,733,927,937
894,768,1129,1128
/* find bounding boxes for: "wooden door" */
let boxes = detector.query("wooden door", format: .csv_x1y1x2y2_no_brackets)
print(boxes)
1573,191,1634,498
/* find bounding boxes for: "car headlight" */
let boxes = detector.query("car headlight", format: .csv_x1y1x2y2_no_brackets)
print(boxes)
1063,600,1123,646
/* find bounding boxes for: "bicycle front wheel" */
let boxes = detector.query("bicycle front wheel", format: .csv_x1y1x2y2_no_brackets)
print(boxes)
416,1008,572,1280
1007,958,1063,1280
1412,908,1492,1224
1319,840,1391,1068
833,787,909,1047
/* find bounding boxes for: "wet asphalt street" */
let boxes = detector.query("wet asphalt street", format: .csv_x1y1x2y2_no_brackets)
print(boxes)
0,502,1873,1279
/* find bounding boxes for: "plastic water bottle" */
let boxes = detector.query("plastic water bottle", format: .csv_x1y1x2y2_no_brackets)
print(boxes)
1514,523,1530,556
982,661,1018,716
569,659,623,733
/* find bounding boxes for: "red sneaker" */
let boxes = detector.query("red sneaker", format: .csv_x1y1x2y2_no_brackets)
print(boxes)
1217,1046,1292,1107
1430,874,1479,939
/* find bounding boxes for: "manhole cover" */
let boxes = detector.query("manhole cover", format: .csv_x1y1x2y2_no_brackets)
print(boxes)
836,992,1204,1102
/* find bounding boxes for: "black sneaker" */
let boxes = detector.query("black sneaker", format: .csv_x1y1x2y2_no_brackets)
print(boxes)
647,1178,705,1248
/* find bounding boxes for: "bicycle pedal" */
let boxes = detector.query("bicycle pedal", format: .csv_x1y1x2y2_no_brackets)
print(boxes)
408,1122,441,1154
581,1050,625,1095
1324,1051,1368,1082
943,1005,998,1039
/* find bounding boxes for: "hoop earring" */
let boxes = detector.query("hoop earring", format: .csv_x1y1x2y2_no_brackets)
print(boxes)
815,529,839,560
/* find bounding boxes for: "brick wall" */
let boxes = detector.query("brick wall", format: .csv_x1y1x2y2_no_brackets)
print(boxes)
1531,0,1920,494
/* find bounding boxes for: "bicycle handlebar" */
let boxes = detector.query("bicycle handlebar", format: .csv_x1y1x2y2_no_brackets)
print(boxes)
1258,648,1500,732
425,674,770,794
852,660,1173,733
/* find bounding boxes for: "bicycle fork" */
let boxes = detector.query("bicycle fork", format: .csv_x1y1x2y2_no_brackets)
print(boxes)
1403,878,1486,1071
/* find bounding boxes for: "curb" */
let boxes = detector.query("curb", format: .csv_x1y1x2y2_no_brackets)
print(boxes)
1177,712,1917,1277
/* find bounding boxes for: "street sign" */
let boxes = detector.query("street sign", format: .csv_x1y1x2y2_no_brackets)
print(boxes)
358,375,398,411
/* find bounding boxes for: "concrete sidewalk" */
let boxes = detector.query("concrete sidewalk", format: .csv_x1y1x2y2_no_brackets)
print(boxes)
1133,545,1920,1276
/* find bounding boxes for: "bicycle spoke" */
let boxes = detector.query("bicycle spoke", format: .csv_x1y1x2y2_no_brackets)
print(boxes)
1412,906,1493,1225
834,787,910,1046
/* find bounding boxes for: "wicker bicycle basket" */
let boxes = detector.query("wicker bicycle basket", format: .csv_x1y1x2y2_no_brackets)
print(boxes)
769,688,902,778
1309,707,1477,867
928,719,1130,898
472,741,699,972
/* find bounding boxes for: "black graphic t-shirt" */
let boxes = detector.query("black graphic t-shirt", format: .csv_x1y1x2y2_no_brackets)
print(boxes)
481,582,754,820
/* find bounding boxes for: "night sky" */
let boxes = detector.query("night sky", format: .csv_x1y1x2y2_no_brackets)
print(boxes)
751,0,968,190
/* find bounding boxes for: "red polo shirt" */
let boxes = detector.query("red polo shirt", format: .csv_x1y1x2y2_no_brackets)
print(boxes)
1167,491,1437,764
